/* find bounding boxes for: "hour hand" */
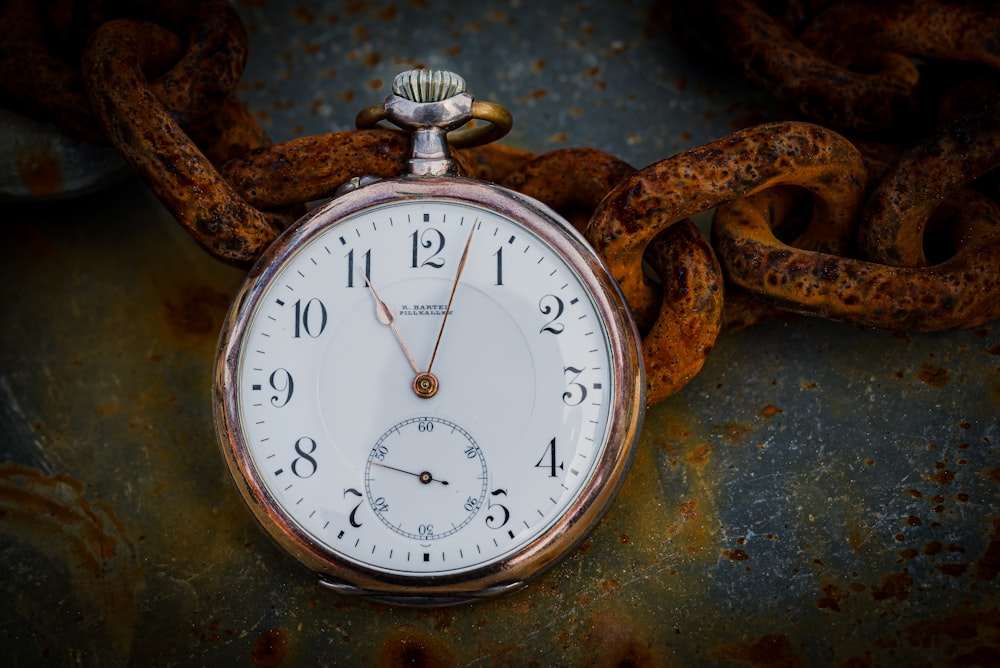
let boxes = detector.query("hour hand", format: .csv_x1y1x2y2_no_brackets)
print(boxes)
362,272,421,377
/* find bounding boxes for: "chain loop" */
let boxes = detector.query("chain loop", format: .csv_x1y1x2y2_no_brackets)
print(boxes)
800,0,1000,76
141,0,249,129
860,105,1000,267
585,121,865,403
0,0,248,143
82,18,281,264
695,0,918,134
0,0,175,142
713,187,1000,331
587,121,866,330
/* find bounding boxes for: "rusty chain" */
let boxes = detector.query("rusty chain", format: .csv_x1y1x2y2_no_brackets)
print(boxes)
2,0,999,406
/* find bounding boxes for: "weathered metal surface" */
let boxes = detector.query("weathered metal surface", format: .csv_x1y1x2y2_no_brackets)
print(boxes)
0,108,128,201
1,0,997,665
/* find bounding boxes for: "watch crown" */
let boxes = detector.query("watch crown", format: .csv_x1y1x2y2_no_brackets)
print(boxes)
392,69,467,103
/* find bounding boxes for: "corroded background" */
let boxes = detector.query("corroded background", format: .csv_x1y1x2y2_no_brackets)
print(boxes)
2,1,998,665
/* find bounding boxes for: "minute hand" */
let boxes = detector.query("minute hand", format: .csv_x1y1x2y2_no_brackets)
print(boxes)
426,221,477,376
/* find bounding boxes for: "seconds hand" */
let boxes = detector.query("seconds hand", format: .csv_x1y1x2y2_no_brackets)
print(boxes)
369,461,449,485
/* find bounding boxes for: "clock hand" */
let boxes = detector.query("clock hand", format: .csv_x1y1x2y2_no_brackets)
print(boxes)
362,272,422,377
425,220,477,377
369,461,449,486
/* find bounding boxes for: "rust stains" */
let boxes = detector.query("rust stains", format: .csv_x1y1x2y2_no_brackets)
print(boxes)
760,404,783,419
581,609,663,667
250,628,290,666
685,443,714,467
870,570,913,601
917,362,952,388
162,282,233,338
15,145,63,197
713,422,753,445
712,633,803,668
927,467,956,486
0,462,143,659
816,583,844,612
376,629,456,668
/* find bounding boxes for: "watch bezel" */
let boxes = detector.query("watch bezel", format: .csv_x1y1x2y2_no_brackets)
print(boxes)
213,175,645,603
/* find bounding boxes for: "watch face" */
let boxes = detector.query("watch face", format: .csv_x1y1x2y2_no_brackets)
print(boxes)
215,178,643,600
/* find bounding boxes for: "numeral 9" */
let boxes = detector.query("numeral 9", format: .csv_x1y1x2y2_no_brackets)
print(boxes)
268,368,294,407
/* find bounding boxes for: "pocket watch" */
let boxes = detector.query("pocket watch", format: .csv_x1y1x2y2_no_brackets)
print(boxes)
213,69,644,605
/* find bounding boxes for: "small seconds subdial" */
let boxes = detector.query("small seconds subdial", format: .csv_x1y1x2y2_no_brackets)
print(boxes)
365,417,488,541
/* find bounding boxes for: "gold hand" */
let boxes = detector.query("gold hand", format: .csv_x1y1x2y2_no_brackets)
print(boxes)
426,220,477,377
362,272,421,377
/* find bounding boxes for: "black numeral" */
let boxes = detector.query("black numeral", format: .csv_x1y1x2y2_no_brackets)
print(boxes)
293,298,327,338
562,366,588,406
268,368,294,407
485,489,510,529
344,488,364,528
539,294,565,334
493,247,504,285
291,436,318,478
346,248,371,287
535,437,564,477
411,228,446,268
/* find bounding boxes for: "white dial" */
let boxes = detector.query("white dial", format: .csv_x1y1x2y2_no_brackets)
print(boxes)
216,179,643,599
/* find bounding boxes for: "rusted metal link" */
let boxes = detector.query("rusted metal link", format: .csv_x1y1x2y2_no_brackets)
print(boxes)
0,0,177,143
83,19,280,264
185,95,274,167
702,0,919,134
589,122,864,319
860,106,1000,268
500,148,637,233
137,0,250,129
933,190,1000,255
80,12,446,261
938,77,1000,126
0,0,247,144
698,0,1000,135
712,187,1000,331
848,139,905,192
640,222,725,406
586,121,865,403
800,0,1000,75
218,129,412,209
455,143,535,184
219,142,633,218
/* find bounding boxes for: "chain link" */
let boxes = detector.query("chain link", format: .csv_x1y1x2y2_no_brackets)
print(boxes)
3,0,999,405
